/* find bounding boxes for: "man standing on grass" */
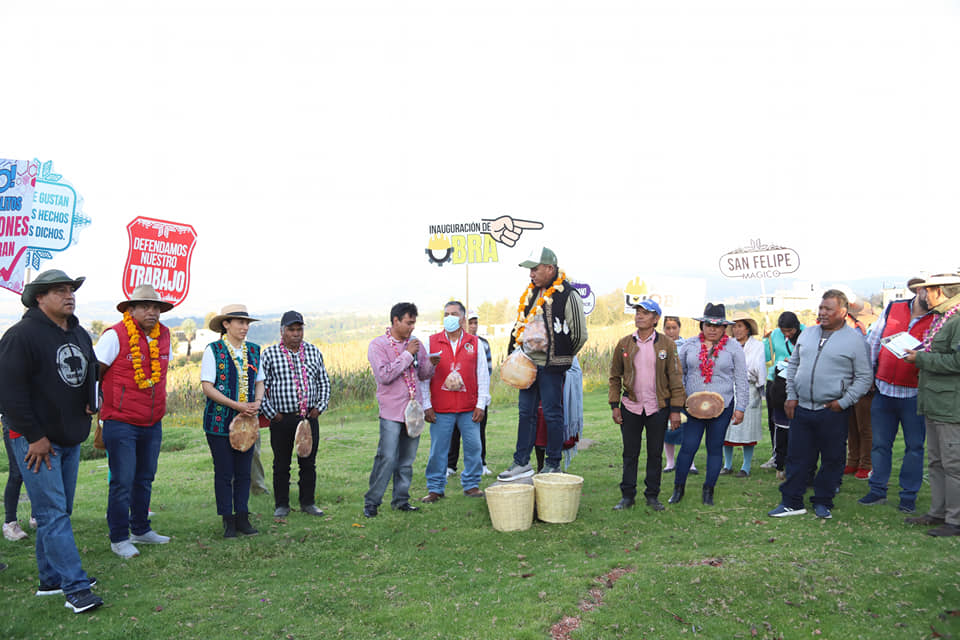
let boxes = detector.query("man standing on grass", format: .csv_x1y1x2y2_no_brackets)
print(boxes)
499,246,587,480
768,289,873,520
420,301,490,503
904,273,960,537
363,303,436,518
858,277,932,514
447,310,493,477
95,284,174,559
260,310,331,519
0,270,102,613
608,299,686,512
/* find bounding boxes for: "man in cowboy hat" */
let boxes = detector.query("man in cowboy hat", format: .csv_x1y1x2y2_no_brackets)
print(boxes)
499,247,587,480
905,273,960,537
768,289,873,520
858,277,933,514
94,284,174,559
260,310,331,518
0,269,102,613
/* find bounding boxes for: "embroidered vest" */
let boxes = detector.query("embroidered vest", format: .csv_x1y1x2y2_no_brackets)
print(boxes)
100,321,170,426
876,301,933,389
203,341,261,435
428,332,479,413
508,279,578,369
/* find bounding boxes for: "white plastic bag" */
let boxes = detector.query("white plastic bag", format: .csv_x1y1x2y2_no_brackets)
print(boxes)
404,399,426,437
443,364,465,391
501,349,537,389
523,310,549,352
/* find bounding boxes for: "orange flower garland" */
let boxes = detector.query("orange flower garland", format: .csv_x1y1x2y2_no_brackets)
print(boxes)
123,310,161,389
512,270,566,345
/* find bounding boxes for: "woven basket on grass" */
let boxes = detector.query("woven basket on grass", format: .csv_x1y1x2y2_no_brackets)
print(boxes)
485,483,535,532
532,473,584,523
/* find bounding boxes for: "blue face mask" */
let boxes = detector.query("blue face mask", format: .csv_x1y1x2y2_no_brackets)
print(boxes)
444,315,461,332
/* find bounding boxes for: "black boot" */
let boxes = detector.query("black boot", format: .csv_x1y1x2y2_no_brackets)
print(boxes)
668,484,685,504
235,512,259,536
222,515,237,538
702,485,714,506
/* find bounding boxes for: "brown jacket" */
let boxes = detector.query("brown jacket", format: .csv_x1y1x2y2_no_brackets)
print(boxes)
608,331,686,411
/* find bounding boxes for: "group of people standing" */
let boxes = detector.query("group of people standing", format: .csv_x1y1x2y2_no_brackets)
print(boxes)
0,270,331,614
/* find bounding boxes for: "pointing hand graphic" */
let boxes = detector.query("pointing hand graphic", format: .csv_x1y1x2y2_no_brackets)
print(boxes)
482,216,544,248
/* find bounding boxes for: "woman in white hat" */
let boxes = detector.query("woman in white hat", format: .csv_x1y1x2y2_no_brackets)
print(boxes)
200,305,265,538
719,313,766,478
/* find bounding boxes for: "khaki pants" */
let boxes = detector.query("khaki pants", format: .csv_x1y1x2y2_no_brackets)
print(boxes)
927,420,960,526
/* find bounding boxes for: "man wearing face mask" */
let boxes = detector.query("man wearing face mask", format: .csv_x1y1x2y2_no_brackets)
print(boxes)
420,301,490,502
858,278,933,514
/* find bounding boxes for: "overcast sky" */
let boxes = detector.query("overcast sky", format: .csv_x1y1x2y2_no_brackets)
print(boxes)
2,0,958,322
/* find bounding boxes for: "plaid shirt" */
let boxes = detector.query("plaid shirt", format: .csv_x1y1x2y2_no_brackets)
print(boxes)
260,342,331,418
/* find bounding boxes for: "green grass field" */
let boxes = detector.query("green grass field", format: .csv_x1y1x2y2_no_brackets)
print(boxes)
1,389,957,639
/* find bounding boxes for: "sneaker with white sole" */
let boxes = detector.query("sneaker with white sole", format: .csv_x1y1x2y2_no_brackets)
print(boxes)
481,465,492,476
64,589,103,613
759,456,777,470
130,530,169,544
37,576,96,597
110,540,140,559
768,503,807,517
497,464,534,481
538,465,562,475
813,504,832,519
3,521,28,541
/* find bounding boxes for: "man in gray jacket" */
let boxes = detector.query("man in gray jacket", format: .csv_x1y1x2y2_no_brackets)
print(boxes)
769,289,873,520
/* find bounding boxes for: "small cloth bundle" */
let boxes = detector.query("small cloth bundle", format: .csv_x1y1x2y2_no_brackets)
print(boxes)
686,391,725,420
404,399,426,437
295,418,313,458
229,414,259,452
501,349,537,389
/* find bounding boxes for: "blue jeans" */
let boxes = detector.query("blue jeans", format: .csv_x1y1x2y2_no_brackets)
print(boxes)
426,412,482,493
515,366,565,469
675,404,733,489
10,436,92,595
780,406,850,509
206,433,253,516
102,420,162,542
365,418,420,509
868,393,925,503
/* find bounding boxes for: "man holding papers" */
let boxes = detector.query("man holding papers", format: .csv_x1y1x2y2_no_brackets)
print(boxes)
859,278,933,514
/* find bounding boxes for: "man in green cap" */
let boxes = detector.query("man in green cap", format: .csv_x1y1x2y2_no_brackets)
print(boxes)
499,247,588,480
0,269,103,613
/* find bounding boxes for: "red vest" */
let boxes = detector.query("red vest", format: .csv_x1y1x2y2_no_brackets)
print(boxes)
101,320,171,426
429,331,479,413
875,301,933,389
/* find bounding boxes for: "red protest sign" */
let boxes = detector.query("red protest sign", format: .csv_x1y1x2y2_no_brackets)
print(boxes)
123,217,198,308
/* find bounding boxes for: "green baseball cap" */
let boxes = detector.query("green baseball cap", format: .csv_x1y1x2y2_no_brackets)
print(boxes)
518,246,557,268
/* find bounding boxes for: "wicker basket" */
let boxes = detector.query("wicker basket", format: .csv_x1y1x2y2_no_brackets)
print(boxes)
532,474,584,523
485,483,535,532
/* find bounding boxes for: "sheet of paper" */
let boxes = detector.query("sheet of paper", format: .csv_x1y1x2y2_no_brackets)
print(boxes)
881,331,921,359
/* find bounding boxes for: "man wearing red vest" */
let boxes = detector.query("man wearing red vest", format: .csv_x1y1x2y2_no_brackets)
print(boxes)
420,301,490,503
95,284,173,559
859,279,933,513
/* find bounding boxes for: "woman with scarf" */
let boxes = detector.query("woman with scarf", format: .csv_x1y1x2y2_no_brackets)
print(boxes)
669,304,748,506
200,305,265,538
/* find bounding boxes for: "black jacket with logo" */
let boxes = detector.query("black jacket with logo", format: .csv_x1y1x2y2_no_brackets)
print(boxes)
0,307,95,445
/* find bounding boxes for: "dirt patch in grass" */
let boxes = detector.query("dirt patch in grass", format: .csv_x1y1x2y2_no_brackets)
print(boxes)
550,567,635,640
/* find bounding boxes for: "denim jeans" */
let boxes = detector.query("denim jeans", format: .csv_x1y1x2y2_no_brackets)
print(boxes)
206,433,253,516
447,409,488,469
365,418,420,509
2,419,26,523
10,436,92,595
780,406,850,510
619,405,668,499
270,414,320,508
102,419,162,542
426,411,482,493
868,393,925,503
514,366,565,469
674,404,733,489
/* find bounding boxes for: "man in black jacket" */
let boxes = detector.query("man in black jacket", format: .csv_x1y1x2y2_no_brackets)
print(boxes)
0,270,102,613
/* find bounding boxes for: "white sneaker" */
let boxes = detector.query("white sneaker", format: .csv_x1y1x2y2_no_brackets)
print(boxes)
3,521,27,541
446,467,456,477
481,465,492,476
497,464,534,481
759,456,777,470
110,540,140,558
130,530,170,544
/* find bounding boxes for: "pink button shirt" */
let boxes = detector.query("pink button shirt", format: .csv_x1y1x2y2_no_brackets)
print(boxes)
621,331,660,416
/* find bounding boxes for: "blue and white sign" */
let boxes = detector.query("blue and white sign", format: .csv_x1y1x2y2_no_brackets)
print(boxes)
25,160,92,270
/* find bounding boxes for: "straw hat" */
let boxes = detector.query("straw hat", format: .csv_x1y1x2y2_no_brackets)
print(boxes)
728,312,759,336
208,304,260,332
117,284,174,313
915,273,960,289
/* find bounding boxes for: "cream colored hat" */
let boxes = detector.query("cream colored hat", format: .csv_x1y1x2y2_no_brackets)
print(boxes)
728,312,759,336
208,304,260,332
915,273,960,289
117,284,174,313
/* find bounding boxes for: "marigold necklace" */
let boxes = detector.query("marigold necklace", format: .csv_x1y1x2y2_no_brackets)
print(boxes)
123,311,161,389
512,270,566,345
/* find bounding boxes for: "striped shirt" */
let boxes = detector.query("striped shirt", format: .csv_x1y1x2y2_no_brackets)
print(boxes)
866,301,931,399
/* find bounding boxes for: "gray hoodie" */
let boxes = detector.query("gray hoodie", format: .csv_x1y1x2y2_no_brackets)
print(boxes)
786,324,873,410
